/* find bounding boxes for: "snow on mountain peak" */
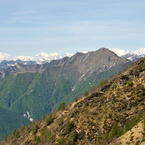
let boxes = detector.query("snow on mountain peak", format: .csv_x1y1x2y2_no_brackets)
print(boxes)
34,52,64,63
82,51,88,54
1,48,145,63
36,52,49,56
0,52,13,61
64,53,74,57
109,48,132,57
110,48,145,61
134,48,145,56
14,56,33,61
0,51,74,63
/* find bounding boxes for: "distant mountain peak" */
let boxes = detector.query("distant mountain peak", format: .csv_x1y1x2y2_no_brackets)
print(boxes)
110,48,132,57
0,52,73,63
135,47,145,55
0,52,13,61
110,48,145,61
1,47,145,64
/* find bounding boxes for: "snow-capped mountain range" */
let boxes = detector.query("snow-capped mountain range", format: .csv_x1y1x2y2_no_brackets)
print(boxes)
0,52,73,63
110,48,145,61
0,48,145,64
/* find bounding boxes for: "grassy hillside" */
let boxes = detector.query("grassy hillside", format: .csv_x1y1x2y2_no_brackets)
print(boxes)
110,120,145,145
3,57,145,145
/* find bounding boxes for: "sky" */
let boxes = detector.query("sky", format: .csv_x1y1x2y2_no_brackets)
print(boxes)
0,0,145,56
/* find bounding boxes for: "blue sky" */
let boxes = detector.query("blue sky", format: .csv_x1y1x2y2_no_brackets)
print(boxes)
0,0,145,56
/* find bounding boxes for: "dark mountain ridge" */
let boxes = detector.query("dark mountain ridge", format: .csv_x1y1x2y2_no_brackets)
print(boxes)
0,48,130,79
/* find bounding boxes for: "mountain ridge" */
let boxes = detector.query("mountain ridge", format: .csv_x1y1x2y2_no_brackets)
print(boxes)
0,48,145,143
110,47,145,61
0,52,73,64
0,48,130,79
1,47,145,72
0,48,131,141
2,55,145,145
1,47,145,64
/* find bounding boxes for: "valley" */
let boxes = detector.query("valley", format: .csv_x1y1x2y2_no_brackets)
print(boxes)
1,51,145,144
0,48,131,140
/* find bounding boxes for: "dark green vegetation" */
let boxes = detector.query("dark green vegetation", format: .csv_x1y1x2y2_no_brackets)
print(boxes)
0,106,29,140
2,56,145,145
0,48,131,140
0,70,78,120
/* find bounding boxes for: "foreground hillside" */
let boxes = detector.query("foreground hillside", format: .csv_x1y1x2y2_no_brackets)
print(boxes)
110,121,145,145
3,56,145,144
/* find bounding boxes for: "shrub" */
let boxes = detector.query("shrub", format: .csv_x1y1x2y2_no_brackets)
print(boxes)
58,102,66,111
65,118,75,133
126,80,133,86
40,128,47,137
13,129,19,138
57,138,67,145
40,129,55,143
69,130,78,144
96,133,109,145
99,79,108,87
46,114,55,126
84,91,89,96
34,135,41,144
109,122,123,138
32,124,39,135
125,111,143,132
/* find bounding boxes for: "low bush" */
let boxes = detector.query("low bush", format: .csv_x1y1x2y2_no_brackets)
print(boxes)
46,114,55,126
32,124,39,135
65,118,75,133
126,80,133,86
58,102,66,111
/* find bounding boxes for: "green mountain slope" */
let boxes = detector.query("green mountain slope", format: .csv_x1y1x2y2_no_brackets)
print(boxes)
0,61,129,120
0,67,79,120
2,54,145,145
0,48,131,140
0,106,30,140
